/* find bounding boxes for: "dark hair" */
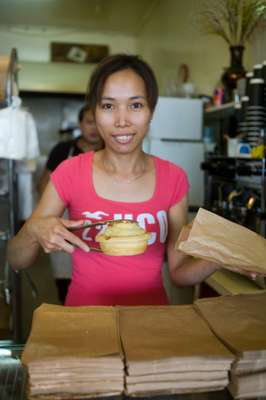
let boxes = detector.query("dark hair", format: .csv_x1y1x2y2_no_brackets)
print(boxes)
86,54,158,113
78,104,92,123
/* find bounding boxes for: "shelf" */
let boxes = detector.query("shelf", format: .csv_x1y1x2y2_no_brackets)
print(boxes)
204,102,235,121
20,90,84,99
205,269,265,296
19,61,93,94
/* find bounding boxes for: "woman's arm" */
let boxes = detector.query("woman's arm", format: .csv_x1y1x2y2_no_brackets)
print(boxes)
7,181,90,270
167,196,220,287
37,168,50,196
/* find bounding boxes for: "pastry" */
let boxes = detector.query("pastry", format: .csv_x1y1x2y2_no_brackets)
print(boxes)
95,220,150,256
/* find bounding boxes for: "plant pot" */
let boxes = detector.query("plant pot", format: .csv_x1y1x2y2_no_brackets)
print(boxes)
222,46,246,102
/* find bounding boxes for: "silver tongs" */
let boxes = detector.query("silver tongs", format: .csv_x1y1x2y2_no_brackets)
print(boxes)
69,219,132,231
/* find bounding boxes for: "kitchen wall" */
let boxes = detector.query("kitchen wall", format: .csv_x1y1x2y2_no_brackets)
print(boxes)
0,27,137,93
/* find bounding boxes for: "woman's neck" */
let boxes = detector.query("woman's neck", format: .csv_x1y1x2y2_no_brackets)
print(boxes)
98,149,150,184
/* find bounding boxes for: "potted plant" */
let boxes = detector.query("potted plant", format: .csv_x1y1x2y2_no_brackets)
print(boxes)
199,0,266,101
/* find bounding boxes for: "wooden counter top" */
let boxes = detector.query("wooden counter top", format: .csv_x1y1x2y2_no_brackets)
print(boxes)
205,269,265,296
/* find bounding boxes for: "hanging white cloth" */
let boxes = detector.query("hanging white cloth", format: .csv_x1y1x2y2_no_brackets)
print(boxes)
0,96,40,219
0,97,39,160
16,159,37,220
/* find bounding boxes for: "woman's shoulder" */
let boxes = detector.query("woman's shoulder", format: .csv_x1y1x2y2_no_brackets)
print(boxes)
53,150,93,174
152,156,189,205
63,150,93,165
152,155,188,178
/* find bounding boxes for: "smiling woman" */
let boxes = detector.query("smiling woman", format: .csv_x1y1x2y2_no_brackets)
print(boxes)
87,54,158,190
95,69,152,160
7,53,222,307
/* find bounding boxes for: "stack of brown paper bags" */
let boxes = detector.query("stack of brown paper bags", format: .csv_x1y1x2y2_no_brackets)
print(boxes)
195,292,266,399
119,305,233,396
176,207,266,276
21,304,124,399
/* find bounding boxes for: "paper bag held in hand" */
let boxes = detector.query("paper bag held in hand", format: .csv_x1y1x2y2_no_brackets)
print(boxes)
176,208,266,275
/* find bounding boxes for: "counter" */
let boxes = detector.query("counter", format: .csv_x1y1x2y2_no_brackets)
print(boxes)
205,269,265,296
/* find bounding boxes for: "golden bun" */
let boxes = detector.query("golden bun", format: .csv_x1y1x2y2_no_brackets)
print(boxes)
95,220,150,256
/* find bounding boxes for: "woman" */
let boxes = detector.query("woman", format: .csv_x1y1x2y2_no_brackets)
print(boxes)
7,54,220,306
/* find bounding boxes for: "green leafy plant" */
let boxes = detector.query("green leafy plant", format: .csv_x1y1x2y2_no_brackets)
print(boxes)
199,0,266,45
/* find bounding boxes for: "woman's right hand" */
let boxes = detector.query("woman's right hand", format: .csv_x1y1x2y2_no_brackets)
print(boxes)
26,217,90,254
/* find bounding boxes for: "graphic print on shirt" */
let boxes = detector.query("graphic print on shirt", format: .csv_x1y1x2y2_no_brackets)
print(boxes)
82,211,110,220
81,210,168,245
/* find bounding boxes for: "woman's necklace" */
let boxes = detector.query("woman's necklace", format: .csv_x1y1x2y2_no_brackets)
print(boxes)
102,158,147,184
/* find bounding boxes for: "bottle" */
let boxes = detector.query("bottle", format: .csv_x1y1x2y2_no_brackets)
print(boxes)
253,64,263,79
245,71,254,97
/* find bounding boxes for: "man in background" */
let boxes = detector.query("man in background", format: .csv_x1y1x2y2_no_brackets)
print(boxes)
38,103,103,194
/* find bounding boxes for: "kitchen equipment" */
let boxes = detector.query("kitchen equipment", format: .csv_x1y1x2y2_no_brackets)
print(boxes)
202,156,266,288
0,341,26,400
0,49,23,342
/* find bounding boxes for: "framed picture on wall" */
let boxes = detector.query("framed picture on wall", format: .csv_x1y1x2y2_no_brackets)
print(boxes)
51,42,109,64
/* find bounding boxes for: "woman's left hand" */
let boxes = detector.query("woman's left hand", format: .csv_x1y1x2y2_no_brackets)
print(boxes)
226,265,263,281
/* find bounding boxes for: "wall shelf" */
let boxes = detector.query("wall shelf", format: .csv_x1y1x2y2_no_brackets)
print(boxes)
19,61,93,94
204,102,235,121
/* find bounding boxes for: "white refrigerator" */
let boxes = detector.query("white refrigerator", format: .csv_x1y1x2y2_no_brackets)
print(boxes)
144,97,204,209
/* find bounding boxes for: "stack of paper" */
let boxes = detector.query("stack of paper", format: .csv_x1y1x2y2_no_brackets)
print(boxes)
119,305,233,396
21,304,124,399
195,292,266,399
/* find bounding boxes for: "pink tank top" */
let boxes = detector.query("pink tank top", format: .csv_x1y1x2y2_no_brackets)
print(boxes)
51,152,189,306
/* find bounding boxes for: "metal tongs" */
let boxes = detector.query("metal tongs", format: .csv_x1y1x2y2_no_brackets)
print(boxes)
69,219,133,231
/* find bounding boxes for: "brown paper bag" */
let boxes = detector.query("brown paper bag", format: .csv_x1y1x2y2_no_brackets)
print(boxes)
195,293,266,358
22,303,123,364
176,208,266,275
119,305,233,362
